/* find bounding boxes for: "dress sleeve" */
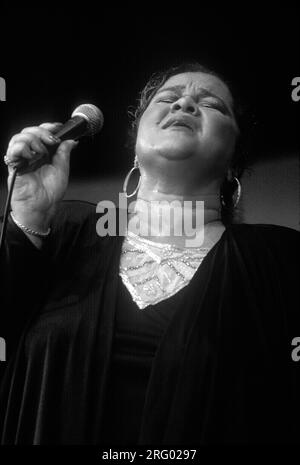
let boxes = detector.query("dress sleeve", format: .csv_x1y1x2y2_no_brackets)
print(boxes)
0,200,98,363
0,215,52,362
263,225,299,322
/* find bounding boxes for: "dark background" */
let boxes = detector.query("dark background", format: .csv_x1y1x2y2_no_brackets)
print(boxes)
0,7,299,228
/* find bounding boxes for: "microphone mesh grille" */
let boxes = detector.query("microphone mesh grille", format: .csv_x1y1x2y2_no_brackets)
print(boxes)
72,104,104,136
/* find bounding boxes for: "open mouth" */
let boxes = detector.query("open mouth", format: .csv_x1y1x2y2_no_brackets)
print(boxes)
166,120,193,131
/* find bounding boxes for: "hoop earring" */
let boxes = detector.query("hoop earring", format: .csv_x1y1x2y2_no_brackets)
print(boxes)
220,176,242,209
123,157,141,198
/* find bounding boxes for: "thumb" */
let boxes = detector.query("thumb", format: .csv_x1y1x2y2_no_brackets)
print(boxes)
52,140,79,171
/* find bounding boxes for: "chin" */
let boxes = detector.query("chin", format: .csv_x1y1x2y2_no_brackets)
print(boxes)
159,138,198,160
141,140,197,162
157,148,193,161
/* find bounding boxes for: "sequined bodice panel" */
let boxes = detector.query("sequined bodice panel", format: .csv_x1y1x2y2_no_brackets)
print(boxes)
119,232,210,309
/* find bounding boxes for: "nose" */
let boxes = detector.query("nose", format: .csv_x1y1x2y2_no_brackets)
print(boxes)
170,95,199,116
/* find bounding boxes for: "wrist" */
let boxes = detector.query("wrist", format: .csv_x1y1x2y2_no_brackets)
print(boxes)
10,213,51,238
10,206,54,232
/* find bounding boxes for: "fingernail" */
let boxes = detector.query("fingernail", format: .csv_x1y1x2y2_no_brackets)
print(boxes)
48,135,60,143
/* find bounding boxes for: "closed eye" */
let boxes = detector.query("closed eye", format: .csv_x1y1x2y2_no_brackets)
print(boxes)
157,97,177,103
201,99,227,114
156,96,227,114
155,92,179,104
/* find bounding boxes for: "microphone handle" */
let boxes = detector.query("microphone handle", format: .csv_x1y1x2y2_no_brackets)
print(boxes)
14,116,87,174
52,115,87,140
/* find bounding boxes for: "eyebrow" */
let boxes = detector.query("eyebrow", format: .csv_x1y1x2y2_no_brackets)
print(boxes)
155,85,233,115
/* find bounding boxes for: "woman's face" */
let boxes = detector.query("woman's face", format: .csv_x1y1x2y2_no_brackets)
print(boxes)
135,72,239,188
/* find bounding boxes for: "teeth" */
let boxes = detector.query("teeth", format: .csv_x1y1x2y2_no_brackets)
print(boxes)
173,122,189,128
164,120,192,129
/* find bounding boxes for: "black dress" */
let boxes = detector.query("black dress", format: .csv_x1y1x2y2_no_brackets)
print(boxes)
100,275,180,445
0,200,299,444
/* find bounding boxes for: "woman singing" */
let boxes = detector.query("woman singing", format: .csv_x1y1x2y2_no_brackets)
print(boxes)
0,63,299,445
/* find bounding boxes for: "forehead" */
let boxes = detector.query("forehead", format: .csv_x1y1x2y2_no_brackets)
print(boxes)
159,72,233,107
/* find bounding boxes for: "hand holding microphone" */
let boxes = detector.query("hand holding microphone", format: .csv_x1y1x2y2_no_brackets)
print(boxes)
4,104,103,239
6,104,104,174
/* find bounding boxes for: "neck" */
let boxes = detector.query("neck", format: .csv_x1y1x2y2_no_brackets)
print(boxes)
127,181,224,248
136,183,222,225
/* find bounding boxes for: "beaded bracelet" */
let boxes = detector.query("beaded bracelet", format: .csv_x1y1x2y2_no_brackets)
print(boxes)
10,212,51,238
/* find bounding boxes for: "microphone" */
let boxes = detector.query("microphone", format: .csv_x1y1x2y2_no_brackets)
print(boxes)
14,103,104,173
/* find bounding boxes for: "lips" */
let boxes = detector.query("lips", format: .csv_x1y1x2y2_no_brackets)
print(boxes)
162,117,195,131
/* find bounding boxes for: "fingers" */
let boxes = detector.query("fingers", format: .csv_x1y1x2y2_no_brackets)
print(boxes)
8,133,48,158
20,126,61,145
52,140,79,172
5,123,62,166
8,124,61,148
39,122,63,131
4,123,79,175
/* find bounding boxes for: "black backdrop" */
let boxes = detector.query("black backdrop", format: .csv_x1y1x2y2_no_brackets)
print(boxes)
0,7,299,178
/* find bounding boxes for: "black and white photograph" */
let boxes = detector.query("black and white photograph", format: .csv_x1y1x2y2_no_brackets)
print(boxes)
0,5,299,457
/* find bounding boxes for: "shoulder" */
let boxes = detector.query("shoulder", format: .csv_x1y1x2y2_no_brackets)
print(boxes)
49,199,102,238
49,200,103,253
51,199,124,237
227,222,299,265
47,200,121,264
52,200,97,227
228,222,299,243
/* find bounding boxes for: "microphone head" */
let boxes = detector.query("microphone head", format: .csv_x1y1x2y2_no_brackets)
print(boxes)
72,103,104,136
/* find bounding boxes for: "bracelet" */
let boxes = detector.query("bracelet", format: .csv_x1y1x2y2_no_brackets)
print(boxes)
10,212,51,238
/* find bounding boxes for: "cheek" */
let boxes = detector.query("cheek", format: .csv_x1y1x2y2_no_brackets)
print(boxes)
204,114,237,155
139,104,168,131
136,120,155,148
136,110,162,146
135,121,157,156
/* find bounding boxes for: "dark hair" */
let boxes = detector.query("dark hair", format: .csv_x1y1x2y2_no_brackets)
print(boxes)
127,62,255,224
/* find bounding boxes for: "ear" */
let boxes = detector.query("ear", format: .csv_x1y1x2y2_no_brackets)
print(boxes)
227,165,240,181
226,167,234,181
